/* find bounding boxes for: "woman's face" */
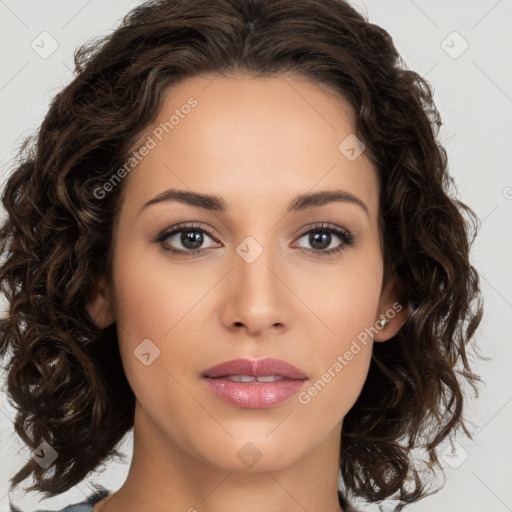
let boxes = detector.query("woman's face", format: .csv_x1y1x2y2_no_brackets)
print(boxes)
89,73,402,472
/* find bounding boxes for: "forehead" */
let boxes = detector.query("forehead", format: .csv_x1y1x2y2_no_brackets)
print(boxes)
121,73,378,219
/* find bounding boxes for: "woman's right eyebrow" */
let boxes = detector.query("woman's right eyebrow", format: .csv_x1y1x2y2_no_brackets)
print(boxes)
140,188,226,214
137,188,369,218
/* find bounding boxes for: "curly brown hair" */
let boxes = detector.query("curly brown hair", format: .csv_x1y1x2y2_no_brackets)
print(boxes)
0,0,483,509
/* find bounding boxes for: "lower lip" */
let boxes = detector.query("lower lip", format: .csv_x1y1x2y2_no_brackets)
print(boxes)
203,377,307,408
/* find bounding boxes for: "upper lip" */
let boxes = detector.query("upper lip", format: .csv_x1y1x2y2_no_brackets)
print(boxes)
203,358,308,380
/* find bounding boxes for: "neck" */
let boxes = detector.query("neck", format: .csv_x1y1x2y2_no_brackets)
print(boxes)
98,401,344,512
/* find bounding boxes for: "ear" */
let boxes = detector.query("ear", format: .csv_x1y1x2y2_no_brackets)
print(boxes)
86,276,115,329
373,274,408,342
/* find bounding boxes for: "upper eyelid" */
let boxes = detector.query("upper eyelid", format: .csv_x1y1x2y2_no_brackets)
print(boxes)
160,223,218,239
296,223,351,237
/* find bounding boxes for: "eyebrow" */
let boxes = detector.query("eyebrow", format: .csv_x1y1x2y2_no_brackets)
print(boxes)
139,188,369,217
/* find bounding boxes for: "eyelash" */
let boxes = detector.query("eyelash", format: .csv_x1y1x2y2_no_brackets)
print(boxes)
155,222,355,258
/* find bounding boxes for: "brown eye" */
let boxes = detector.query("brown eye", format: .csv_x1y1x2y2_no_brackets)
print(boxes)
294,223,354,257
156,223,220,256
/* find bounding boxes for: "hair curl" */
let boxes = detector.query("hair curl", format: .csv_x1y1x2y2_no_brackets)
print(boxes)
0,0,483,509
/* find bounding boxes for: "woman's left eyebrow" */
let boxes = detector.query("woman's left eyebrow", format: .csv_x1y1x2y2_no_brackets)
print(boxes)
138,188,369,218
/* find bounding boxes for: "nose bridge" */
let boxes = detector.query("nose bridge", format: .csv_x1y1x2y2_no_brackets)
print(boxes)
223,231,288,334
235,233,280,303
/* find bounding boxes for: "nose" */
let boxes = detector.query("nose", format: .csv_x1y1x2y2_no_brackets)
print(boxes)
220,239,290,338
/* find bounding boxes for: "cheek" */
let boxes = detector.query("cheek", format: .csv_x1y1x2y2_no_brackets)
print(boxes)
297,251,382,413
112,243,206,340
110,242,221,402
304,246,383,342
295,286,377,431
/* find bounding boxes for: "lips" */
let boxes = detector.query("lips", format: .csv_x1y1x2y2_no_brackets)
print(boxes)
202,358,308,409
202,357,308,380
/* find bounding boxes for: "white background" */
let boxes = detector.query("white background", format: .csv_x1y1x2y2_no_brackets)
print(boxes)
0,1,511,511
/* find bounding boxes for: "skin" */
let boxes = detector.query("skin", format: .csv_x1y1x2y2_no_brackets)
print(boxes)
87,73,407,512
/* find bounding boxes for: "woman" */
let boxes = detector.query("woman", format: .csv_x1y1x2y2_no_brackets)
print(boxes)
0,0,483,511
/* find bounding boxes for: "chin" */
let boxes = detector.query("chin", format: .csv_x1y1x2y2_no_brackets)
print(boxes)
193,434,308,473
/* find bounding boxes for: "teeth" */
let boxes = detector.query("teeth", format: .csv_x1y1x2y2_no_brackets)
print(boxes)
224,375,285,383
227,375,255,383
256,375,284,382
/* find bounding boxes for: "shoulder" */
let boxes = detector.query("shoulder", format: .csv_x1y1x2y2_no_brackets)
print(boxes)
9,489,111,512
